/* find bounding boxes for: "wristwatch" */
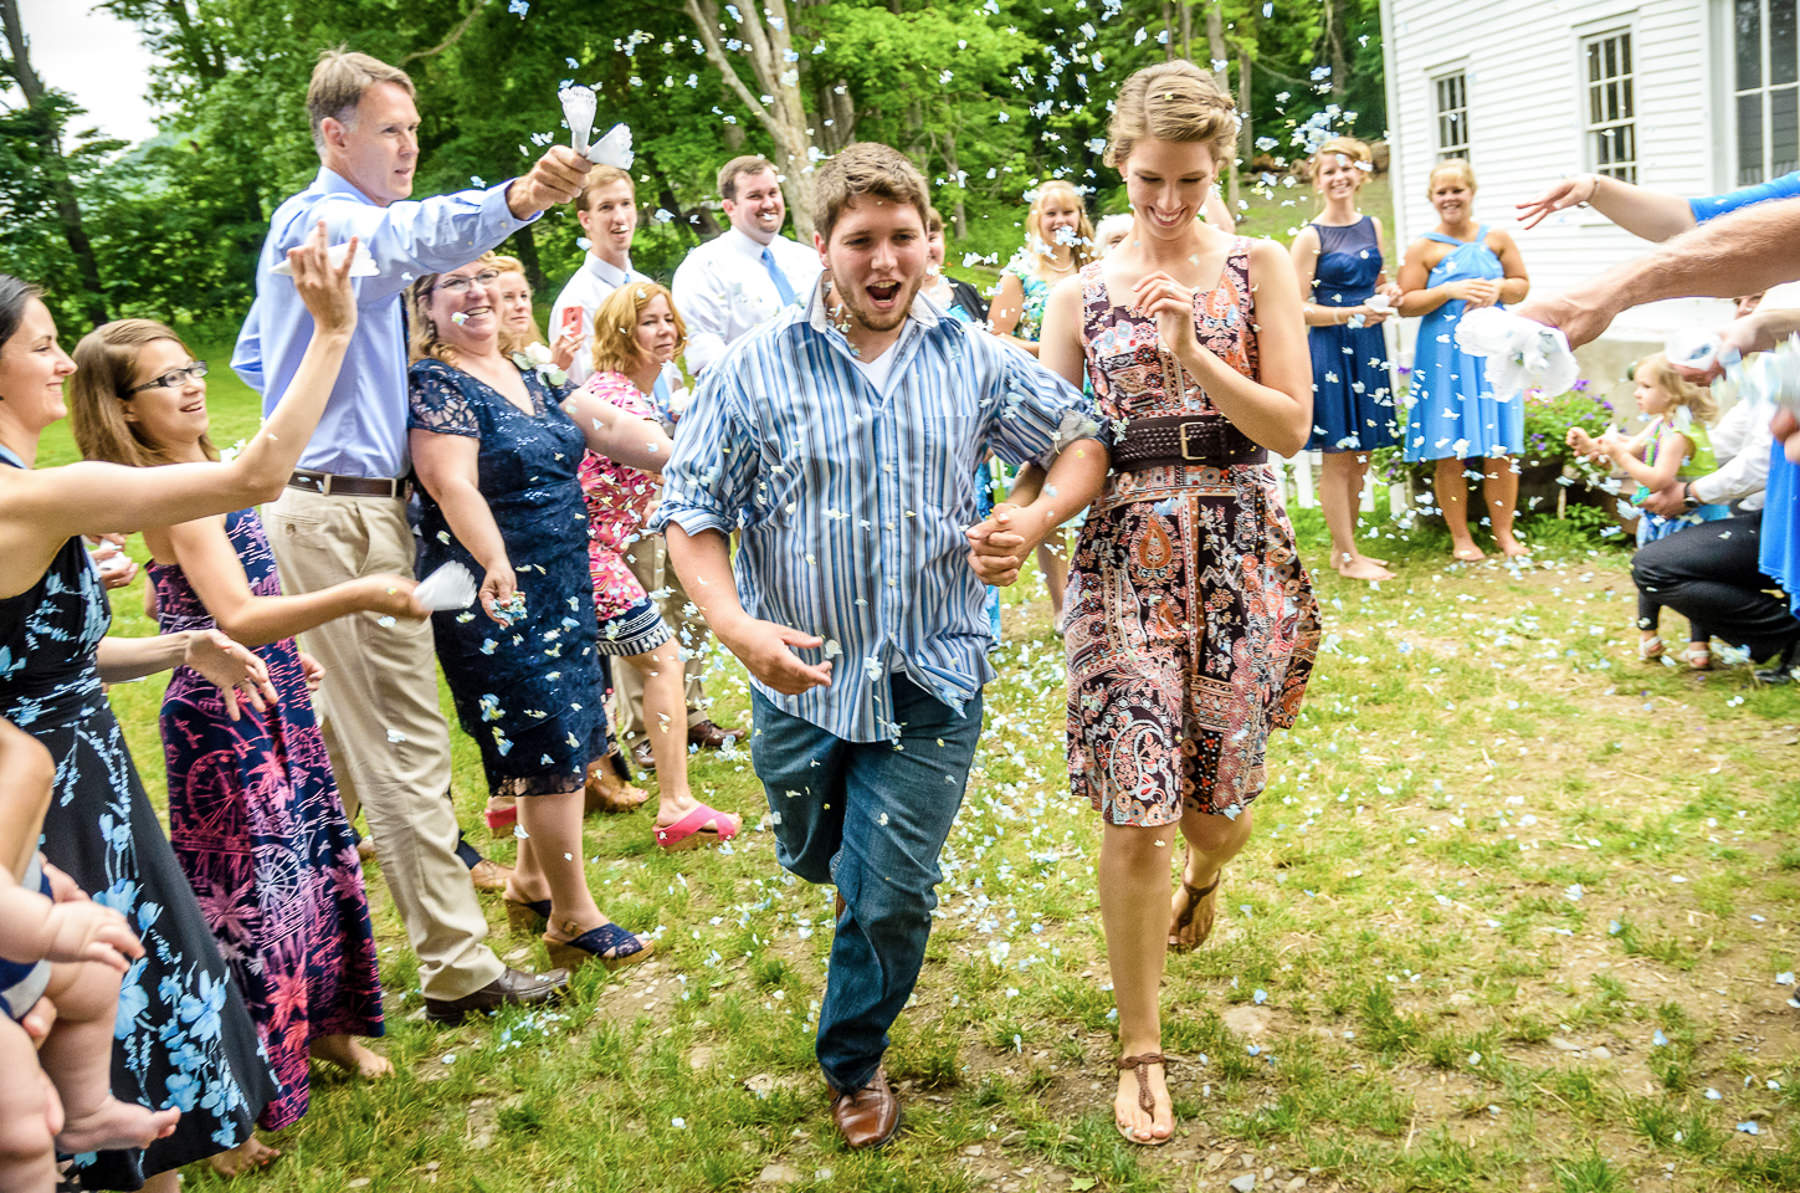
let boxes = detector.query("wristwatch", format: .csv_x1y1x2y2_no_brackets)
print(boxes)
1681,483,1700,511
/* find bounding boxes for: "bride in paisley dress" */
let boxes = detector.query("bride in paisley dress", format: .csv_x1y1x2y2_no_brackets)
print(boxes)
1024,62,1322,1146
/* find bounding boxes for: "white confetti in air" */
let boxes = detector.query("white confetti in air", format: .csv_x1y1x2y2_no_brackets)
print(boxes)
269,240,377,278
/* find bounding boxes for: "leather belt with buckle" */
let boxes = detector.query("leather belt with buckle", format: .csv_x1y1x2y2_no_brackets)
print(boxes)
287,469,412,499
1111,415,1268,473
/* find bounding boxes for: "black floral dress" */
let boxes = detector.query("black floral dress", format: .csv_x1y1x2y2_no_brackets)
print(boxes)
0,448,275,1189
408,359,610,797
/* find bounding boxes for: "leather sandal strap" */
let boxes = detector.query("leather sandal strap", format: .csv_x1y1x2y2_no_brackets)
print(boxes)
1117,1053,1170,1115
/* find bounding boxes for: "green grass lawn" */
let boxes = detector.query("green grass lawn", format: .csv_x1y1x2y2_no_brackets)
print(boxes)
72,366,1800,1193
49,173,1800,1190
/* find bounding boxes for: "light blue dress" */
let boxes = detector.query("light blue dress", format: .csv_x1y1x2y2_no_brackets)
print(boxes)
1403,226,1524,462
1760,442,1800,618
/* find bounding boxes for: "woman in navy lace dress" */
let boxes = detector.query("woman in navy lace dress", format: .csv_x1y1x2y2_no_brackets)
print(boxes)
405,257,672,973
1289,137,1402,582
0,230,359,1189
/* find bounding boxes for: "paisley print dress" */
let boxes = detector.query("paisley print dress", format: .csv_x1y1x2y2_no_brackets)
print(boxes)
1066,243,1322,827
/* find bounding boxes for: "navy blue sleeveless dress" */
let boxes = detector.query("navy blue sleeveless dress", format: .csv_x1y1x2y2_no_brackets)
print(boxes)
1305,217,1399,453
0,448,274,1188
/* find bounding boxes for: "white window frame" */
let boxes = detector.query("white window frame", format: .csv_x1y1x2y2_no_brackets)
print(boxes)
1730,0,1800,186
1581,28,1638,183
1431,69,1470,161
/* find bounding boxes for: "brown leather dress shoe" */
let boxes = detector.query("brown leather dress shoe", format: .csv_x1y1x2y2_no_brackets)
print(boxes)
629,738,657,774
423,966,569,1024
687,719,737,750
467,857,513,893
829,1067,899,1150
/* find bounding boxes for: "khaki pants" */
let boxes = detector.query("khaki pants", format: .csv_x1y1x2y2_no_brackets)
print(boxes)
614,531,709,746
264,487,504,1001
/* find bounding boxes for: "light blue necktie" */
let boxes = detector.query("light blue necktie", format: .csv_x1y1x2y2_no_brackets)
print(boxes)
759,245,798,306
651,373,672,423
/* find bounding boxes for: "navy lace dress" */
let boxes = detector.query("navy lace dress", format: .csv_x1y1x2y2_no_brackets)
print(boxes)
408,358,610,797
0,450,275,1188
1305,216,1399,453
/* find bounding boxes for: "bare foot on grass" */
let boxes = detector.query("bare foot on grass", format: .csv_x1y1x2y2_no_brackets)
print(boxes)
1335,555,1396,581
310,1033,393,1080
207,1135,281,1177
1114,1056,1173,1145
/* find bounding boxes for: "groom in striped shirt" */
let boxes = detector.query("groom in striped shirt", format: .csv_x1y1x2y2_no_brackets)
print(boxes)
656,142,1110,1149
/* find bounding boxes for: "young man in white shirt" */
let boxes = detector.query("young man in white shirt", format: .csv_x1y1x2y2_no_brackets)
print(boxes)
551,165,731,768
671,155,822,376
550,165,645,387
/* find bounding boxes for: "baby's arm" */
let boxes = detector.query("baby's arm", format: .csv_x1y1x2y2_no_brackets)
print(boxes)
0,861,139,973
1616,431,1691,490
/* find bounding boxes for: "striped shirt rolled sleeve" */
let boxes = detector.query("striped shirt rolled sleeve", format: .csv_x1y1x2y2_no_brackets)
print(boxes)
652,287,1102,743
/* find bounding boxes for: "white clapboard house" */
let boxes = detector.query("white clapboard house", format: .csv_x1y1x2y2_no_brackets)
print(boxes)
1376,0,1794,382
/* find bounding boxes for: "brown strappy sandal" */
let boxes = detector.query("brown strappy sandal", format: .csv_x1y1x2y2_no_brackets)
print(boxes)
1114,1052,1174,1145
1168,866,1222,953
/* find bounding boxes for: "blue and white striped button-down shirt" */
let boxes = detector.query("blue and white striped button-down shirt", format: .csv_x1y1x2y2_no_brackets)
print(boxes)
652,283,1101,743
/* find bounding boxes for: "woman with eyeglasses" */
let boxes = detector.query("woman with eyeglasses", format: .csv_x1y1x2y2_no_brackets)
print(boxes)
0,226,366,1190
67,306,431,1156
405,255,672,972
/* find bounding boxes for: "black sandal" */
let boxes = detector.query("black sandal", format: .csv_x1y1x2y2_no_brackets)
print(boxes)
1168,866,1222,953
1114,1052,1174,1146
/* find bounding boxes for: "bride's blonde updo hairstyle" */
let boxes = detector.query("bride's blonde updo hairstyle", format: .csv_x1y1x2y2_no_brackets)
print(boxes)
1103,60,1239,169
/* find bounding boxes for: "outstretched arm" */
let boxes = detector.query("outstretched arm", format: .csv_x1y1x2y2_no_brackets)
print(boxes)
1515,195,1800,347
1515,173,1697,241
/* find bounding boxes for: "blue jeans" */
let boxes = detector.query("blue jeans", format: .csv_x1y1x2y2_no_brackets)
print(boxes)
749,674,983,1092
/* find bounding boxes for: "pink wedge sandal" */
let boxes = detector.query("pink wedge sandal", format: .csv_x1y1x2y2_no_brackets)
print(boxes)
654,802,742,852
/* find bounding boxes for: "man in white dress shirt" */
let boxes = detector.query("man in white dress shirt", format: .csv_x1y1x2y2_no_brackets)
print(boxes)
550,165,645,387
553,165,732,767
672,155,823,376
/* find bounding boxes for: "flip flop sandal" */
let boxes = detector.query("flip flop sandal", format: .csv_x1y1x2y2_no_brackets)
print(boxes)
545,922,654,972
654,802,742,851
1114,1052,1174,1146
1683,643,1713,670
1168,868,1223,954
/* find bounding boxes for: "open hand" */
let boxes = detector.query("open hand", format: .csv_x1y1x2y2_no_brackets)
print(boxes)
1515,174,1598,230
184,629,275,721
286,221,359,338
721,619,833,695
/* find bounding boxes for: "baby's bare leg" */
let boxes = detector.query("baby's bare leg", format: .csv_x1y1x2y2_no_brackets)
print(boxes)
39,961,179,1154
0,1015,57,1193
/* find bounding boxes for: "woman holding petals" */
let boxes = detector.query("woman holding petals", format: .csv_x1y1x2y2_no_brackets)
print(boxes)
1396,158,1533,561
406,255,671,972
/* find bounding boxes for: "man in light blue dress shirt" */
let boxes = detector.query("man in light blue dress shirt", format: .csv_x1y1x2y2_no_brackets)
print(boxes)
231,49,588,1022
657,143,1111,1148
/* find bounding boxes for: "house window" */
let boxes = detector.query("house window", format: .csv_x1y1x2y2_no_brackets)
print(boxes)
1583,30,1637,183
1733,0,1800,186
1433,71,1469,160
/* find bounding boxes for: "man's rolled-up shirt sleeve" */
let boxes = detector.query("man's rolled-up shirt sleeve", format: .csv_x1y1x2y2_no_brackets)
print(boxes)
649,366,760,540
311,181,537,303
979,336,1109,469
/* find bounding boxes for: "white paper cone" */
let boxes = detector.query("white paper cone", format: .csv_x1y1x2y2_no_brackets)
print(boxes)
560,85,597,157
587,123,634,169
415,562,479,612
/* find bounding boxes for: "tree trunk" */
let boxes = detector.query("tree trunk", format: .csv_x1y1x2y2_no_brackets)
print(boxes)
1321,0,1349,100
1204,3,1228,93
1,0,108,324
1180,1,1194,60
642,146,719,243
1232,38,1251,210
510,222,549,297
1162,0,1175,60
941,126,968,239
683,0,819,238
